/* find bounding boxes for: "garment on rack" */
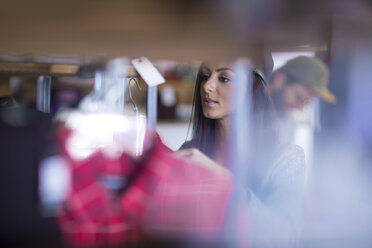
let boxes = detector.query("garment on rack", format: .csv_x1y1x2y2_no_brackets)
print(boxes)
0,106,61,246
57,127,233,246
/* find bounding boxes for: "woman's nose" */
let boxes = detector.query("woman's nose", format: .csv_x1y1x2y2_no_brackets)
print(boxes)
203,77,216,93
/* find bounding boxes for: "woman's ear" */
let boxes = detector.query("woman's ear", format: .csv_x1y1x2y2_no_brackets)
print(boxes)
271,72,287,91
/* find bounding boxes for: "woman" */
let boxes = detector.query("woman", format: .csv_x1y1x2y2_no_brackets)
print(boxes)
178,61,275,167
176,61,306,247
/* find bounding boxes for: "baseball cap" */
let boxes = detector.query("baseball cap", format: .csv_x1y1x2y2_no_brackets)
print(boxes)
279,56,337,104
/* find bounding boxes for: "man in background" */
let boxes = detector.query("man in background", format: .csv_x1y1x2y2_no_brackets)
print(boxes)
266,56,337,144
267,56,336,114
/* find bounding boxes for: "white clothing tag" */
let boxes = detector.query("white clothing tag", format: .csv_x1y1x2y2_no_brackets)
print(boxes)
131,57,165,87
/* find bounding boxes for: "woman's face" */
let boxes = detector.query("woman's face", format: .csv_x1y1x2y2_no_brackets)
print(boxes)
199,62,236,121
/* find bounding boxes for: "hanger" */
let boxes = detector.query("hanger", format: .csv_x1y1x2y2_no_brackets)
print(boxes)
56,58,153,160
128,77,141,114
127,77,149,157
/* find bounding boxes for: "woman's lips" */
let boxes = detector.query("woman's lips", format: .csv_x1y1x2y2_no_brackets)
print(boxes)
204,97,218,106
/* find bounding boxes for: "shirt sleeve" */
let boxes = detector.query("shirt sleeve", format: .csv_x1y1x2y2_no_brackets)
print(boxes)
246,144,306,247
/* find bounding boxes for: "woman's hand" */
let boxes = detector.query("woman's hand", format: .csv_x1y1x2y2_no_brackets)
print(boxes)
175,148,226,173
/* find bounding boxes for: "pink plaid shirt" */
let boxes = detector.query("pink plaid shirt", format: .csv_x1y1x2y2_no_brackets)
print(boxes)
57,127,233,246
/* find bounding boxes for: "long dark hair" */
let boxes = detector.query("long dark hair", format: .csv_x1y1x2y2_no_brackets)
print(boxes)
188,65,278,163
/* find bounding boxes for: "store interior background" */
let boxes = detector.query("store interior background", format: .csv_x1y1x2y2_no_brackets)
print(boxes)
1,51,317,154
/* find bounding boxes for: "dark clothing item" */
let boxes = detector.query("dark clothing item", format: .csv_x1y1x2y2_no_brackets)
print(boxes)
0,106,61,247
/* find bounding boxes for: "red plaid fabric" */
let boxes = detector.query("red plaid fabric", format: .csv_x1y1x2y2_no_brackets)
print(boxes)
57,127,233,246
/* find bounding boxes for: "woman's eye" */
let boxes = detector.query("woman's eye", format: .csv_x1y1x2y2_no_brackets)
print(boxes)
219,76,231,83
201,74,210,81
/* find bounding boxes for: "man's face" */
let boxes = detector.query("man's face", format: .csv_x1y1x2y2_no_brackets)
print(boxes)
280,82,316,112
